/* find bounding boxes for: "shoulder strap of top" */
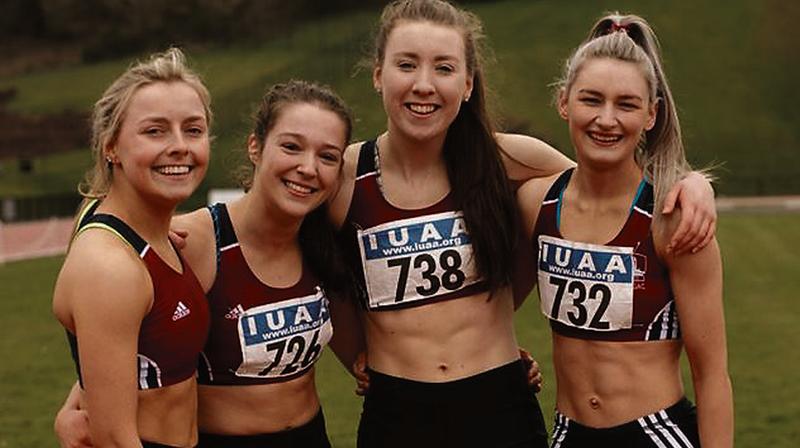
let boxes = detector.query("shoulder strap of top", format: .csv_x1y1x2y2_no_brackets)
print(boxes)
77,211,149,258
356,139,378,178
207,202,238,272
631,180,655,215
543,168,574,231
75,199,101,230
544,168,574,201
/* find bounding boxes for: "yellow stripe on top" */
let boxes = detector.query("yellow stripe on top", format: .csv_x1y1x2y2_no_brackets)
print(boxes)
67,198,100,252
70,199,144,258
74,198,100,232
75,223,143,258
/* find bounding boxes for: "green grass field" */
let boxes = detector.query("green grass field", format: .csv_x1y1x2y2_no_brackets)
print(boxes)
1,212,797,447
1,0,797,202
0,0,797,445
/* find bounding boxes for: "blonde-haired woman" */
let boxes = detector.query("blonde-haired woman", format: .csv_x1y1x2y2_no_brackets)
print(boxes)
517,14,732,447
53,48,212,447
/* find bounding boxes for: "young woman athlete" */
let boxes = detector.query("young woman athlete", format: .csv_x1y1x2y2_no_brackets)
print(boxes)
52,48,212,447
176,80,357,447
516,14,733,448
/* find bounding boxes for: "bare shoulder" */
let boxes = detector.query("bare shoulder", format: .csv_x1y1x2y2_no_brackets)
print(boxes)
173,207,211,231
172,208,215,291
173,207,214,249
496,132,574,181
517,173,562,236
62,230,151,290
329,140,364,228
518,172,561,199
54,230,152,331
342,141,363,180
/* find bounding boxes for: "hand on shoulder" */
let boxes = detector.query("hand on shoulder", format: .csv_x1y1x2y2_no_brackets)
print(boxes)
172,207,217,292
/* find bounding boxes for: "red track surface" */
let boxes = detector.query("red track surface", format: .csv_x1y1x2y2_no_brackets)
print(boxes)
1,196,798,263
0,217,73,263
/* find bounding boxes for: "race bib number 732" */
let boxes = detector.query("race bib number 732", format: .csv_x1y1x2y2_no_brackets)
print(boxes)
357,211,481,309
537,235,634,331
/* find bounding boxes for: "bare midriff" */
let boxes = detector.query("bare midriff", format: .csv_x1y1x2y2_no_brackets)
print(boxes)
553,333,684,428
364,287,520,382
197,370,319,435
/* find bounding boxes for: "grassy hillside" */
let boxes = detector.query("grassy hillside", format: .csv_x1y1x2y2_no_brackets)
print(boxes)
1,212,798,446
0,0,797,205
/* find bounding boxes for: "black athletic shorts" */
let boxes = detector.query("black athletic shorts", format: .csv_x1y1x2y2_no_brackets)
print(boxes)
550,397,700,448
358,359,548,448
197,407,331,448
141,441,191,448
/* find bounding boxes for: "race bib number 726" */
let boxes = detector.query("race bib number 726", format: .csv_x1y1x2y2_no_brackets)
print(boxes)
236,289,332,379
357,211,481,309
537,235,634,331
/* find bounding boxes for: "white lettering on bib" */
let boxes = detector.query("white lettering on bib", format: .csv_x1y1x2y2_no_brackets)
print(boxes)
357,211,481,310
236,288,332,378
537,235,634,331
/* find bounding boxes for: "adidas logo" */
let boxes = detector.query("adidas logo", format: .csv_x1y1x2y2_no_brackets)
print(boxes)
172,301,191,321
225,304,245,320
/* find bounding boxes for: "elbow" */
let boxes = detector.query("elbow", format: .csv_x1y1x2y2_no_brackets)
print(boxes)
89,425,140,448
690,364,732,392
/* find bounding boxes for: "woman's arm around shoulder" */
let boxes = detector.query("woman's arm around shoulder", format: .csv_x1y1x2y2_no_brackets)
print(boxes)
655,214,733,448
327,293,366,378
496,133,574,182
662,172,717,255
54,381,93,448
55,232,154,447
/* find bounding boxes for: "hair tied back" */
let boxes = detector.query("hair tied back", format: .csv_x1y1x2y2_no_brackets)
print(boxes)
610,22,629,34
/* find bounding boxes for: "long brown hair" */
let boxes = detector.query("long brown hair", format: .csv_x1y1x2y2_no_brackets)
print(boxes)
372,0,517,290
241,80,354,295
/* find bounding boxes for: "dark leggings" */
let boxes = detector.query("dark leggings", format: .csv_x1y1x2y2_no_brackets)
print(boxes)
358,360,548,448
141,441,187,448
197,408,331,448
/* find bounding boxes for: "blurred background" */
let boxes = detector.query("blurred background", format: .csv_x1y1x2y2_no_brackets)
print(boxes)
0,0,797,446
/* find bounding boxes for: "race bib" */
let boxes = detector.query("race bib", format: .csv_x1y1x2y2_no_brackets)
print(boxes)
537,235,634,331
236,288,332,379
357,211,481,310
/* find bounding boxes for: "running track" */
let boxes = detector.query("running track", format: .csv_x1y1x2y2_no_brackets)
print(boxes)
1,196,798,263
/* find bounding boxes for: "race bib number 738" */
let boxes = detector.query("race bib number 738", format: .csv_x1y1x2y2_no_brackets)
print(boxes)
357,211,481,309
537,235,634,331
